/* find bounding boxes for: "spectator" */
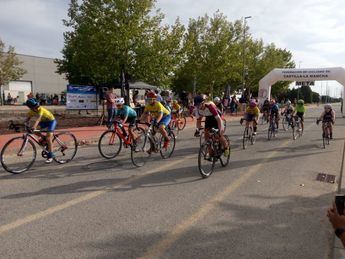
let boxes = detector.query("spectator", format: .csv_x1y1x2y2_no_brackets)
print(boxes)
328,202,345,247
133,90,140,107
105,87,116,126
230,95,238,115
7,93,13,104
27,92,34,99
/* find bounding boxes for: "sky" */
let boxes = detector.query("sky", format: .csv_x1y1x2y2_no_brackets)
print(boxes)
0,0,344,97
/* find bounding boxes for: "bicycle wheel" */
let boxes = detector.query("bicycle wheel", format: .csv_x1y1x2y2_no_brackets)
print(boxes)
1,137,37,174
220,135,231,167
177,115,187,130
131,129,151,167
198,142,215,178
160,130,176,159
53,132,78,164
98,130,122,159
243,127,249,149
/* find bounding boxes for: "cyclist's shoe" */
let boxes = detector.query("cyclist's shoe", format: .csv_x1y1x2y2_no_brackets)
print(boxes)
297,128,302,132
45,158,53,164
253,132,257,136
330,133,333,139
223,147,230,157
194,130,200,137
322,133,325,138
163,139,170,150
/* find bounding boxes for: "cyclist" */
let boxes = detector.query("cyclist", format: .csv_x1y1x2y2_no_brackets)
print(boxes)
213,97,224,114
114,97,138,143
294,99,306,132
317,103,335,139
241,100,260,135
25,98,56,163
194,95,229,156
281,100,294,127
260,98,270,123
141,91,171,149
269,99,280,130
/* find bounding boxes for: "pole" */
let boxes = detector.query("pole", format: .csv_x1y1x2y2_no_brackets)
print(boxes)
242,16,251,94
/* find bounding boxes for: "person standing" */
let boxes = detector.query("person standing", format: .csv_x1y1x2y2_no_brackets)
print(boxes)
106,87,116,127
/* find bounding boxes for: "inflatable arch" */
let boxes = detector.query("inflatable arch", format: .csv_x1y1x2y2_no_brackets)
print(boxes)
258,67,345,116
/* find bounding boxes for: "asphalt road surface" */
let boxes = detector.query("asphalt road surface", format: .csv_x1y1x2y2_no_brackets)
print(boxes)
0,104,343,258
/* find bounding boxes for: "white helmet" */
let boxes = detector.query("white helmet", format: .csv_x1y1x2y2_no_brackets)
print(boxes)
213,97,221,103
286,100,291,105
115,98,125,105
324,103,332,109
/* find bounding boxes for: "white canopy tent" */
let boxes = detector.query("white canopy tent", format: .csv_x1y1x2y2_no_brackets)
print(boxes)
258,67,345,116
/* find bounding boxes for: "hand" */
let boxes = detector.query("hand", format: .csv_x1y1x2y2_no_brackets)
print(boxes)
328,202,345,230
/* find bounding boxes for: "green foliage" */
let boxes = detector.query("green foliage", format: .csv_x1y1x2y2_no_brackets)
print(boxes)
172,13,295,97
56,0,184,87
57,4,296,96
0,39,26,105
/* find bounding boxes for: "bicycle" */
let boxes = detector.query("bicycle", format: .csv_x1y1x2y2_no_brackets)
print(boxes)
98,120,147,167
197,119,226,146
169,112,187,135
268,114,278,140
292,116,303,140
1,122,78,174
198,128,231,178
317,119,332,148
140,120,176,160
260,111,269,125
282,113,293,131
241,119,256,149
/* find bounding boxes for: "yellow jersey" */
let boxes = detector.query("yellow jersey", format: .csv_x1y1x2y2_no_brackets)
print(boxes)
246,106,260,117
28,107,55,121
144,101,170,118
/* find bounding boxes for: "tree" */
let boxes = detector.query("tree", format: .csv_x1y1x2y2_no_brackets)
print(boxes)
0,39,26,105
56,0,184,98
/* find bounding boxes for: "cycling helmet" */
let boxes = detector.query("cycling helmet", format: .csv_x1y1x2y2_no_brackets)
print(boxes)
270,99,276,105
297,99,304,105
115,97,125,105
166,96,172,102
286,100,291,105
249,100,257,108
194,95,206,106
213,97,221,103
26,98,39,108
324,103,332,109
146,91,157,99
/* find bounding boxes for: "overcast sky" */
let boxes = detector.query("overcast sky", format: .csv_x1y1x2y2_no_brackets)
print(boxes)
0,0,344,96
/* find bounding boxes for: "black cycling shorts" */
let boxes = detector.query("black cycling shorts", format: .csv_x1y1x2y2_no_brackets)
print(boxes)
205,116,218,130
296,112,304,122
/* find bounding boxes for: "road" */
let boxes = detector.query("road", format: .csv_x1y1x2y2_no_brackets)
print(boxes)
0,104,343,258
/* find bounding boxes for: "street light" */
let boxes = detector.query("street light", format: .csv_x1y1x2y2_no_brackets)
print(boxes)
242,16,252,94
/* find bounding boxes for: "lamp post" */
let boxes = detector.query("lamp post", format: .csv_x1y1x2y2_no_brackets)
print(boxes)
242,16,252,95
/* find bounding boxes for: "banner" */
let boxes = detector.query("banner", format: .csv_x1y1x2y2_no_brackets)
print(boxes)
66,85,98,110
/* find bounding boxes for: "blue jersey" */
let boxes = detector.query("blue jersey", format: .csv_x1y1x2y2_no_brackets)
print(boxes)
270,104,279,113
115,105,137,119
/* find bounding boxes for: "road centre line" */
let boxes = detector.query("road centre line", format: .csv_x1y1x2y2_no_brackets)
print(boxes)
139,123,315,258
0,155,195,236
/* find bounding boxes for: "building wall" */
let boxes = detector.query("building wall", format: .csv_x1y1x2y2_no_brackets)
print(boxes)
15,54,68,95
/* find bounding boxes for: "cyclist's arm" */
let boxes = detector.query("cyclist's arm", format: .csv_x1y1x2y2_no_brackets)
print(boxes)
32,115,42,130
332,110,336,122
215,115,223,134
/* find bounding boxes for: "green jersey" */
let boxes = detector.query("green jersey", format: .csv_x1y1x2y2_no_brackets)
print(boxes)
296,104,305,113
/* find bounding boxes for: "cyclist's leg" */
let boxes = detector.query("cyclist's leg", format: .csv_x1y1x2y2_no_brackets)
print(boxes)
127,117,136,141
41,120,57,162
159,115,171,141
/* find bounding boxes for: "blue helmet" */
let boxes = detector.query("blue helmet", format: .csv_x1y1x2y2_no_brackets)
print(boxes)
194,95,205,106
26,98,39,108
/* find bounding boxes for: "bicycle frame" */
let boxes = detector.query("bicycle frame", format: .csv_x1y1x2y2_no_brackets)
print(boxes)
111,122,132,146
322,122,332,136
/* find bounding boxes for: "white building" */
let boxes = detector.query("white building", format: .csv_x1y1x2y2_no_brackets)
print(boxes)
3,54,68,103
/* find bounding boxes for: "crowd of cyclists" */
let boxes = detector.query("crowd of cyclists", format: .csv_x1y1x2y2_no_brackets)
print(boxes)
0,89,337,175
